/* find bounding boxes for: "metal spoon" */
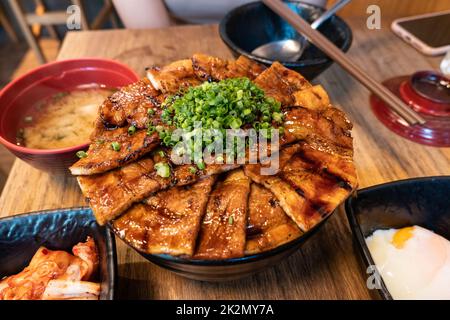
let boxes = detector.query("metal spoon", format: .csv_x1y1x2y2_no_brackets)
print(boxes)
252,0,351,62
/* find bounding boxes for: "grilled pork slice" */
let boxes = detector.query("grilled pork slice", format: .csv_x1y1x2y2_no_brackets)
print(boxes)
244,169,321,231
292,85,330,111
147,59,202,94
77,157,160,225
280,152,354,212
112,176,215,256
299,143,358,189
253,61,312,106
321,106,353,133
174,162,240,186
77,154,239,225
191,53,265,81
194,169,250,260
245,184,302,255
99,78,163,129
234,55,267,79
69,128,159,176
244,141,357,232
281,106,353,150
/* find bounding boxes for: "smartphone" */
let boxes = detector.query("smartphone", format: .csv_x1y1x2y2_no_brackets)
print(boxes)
391,11,450,56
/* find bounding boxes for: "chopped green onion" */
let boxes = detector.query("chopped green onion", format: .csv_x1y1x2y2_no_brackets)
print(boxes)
272,112,283,123
76,150,88,158
111,141,121,151
154,162,171,178
189,166,197,174
228,216,234,225
163,135,172,145
196,161,206,170
147,125,156,135
147,108,155,115
158,150,165,157
215,155,224,164
229,118,242,129
159,77,284,150
128,125,136,135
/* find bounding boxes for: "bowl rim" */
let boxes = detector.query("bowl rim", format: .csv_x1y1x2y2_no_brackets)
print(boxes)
0,57,139,156
109,207,334,267
218,0,353,66
0,206,117,300
344,175,450,300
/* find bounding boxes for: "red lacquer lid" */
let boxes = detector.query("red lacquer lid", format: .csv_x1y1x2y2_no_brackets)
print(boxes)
370,71,450,147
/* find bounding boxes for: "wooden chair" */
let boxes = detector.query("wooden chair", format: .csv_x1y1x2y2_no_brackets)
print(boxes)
0,3,19,43
7,0,117,64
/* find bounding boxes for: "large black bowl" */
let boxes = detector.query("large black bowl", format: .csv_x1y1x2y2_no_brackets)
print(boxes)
219,0,352,79
111,211,333,282
345,176,450,300
0,208,117,300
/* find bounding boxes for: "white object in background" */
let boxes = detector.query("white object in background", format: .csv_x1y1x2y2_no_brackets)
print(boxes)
112,0,171,29
441,50,450,76
165,0,328,24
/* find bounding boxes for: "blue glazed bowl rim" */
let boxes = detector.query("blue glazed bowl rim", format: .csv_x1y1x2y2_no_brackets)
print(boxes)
219,0,353,67
345,175,450,300
0,207,117,300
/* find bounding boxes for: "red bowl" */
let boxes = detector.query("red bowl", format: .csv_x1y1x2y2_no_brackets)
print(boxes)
0,58,139,174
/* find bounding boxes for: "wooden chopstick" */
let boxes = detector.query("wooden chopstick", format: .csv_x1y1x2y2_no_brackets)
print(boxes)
262,0,425,125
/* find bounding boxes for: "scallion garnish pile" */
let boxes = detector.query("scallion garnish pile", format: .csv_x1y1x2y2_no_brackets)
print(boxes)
147,77,284,172
162,77,282,130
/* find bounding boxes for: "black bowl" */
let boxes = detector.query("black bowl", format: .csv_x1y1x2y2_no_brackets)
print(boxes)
0,207,117,300
219,0,352,79
112,211,333,282
345,176,450,300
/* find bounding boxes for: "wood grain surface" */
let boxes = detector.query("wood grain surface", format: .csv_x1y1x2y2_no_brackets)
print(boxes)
1,19,449,300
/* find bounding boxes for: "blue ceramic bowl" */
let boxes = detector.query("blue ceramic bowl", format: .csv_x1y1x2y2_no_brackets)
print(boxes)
345,176,450,300
0,208,117,300
219,0,352,79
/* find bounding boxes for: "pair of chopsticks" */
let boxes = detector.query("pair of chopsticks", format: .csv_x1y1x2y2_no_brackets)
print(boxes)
262,0,425,126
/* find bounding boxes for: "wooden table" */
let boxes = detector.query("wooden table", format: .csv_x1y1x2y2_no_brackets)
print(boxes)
1,18,449,300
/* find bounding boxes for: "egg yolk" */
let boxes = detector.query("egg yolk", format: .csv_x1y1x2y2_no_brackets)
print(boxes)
391,226,415,249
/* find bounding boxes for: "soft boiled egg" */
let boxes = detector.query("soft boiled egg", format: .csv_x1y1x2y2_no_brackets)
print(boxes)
366,225,450,299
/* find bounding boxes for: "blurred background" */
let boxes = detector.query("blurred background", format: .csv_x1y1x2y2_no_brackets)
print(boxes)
0,0,449,189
